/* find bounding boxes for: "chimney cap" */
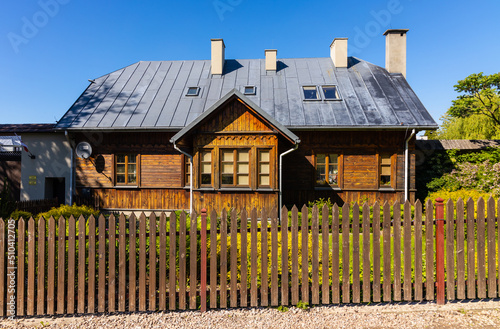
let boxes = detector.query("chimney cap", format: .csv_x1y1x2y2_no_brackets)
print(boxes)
211,38,226,47
383,29,409,36
329,37,348,48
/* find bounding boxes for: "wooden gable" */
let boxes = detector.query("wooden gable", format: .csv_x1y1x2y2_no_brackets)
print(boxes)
198,98,275,134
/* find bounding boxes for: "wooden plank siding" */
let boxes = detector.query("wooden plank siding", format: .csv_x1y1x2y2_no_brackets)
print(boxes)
72,106,416,213
282,131,416,207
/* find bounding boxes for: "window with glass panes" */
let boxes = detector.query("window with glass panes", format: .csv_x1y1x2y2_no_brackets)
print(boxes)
115,154,137,185
258,149,271,187
184,156,190,186
315,153,339,186
200,150,212,186
380,154,392,186
221,149,250,187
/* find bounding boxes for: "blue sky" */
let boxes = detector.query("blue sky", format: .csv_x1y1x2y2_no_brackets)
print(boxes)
1,0,499,127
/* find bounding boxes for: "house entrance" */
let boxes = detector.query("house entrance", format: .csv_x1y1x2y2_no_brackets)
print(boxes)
45,177,65,204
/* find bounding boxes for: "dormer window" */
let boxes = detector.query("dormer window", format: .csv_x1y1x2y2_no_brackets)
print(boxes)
302,86,320,100
244,86,256,95
186,87,200,96
322,85,340,100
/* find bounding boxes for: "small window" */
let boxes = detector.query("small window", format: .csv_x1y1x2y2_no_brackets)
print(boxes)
303,86,320,100
258,149,271,187
186,87,200,96
200,150,212,186
322,85,340,100
315,153,339,186
116,154,137,185
184,156,191,187
380,154,392,187
244,86,256,95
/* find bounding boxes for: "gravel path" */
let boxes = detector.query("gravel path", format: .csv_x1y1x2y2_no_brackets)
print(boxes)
3,300,500,328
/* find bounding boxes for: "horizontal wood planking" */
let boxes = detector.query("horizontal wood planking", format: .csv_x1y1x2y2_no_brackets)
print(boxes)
86,188,189,211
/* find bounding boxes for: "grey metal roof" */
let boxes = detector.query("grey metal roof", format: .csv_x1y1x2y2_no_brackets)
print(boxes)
171,89,301,144
56,57,438,131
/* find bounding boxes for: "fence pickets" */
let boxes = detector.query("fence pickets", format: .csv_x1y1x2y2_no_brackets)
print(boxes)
2,197,500,316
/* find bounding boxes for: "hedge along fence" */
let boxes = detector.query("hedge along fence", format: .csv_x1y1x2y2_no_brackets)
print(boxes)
0,197,499,317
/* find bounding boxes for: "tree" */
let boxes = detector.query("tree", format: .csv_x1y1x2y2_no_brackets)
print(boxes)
433,112,500,140
448,72,500,127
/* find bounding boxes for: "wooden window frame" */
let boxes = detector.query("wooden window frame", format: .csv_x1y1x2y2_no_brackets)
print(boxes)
183,154,191,187
313,152,342,188
257,148,272,188
199,149,213,187
378,152,395,189
115,153,140,186
220,148,251,188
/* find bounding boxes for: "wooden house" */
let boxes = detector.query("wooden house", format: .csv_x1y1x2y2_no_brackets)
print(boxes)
55,30,438,213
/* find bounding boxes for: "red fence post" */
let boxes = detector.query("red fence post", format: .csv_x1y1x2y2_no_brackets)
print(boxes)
435,198,445,305
200,209,207,312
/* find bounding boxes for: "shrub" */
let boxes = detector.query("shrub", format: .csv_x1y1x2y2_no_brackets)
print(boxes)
429,161,500,197
425,189,493,206
9,210,33,220
37,204,99,220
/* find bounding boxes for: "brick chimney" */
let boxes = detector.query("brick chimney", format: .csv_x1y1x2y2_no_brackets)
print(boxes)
384,29,409,77
330,38,348,68
211,38,225,75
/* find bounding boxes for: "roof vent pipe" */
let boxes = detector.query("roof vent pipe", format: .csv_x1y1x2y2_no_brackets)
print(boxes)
211,38,225,75
330,38,348,68
265,49,277,71
384,29,409,78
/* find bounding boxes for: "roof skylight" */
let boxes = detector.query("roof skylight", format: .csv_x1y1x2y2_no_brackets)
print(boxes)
302,86,320,100
321,85,340,100
186,87,200,96
244,86,256,95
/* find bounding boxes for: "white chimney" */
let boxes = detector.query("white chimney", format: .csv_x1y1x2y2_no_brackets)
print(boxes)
330,38,348,68
211,38,225,75
265,49,277,71
384,29,409,77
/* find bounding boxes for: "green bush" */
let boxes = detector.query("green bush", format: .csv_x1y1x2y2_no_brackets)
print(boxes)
417,147,500,201
37,204,99,220
9,210,33,220
425,189,493,206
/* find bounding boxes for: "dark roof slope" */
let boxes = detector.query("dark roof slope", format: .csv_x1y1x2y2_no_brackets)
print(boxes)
0,124,55,134
56,57,437,131
416,139,500,151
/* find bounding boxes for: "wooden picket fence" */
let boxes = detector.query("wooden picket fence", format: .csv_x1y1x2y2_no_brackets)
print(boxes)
0,197,499,317
14,198,58,216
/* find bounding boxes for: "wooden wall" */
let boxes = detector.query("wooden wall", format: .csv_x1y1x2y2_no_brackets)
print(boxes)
190,98,281,213
281,130,416,206
74,131,188,210
72,111,418,212
194,190,278,213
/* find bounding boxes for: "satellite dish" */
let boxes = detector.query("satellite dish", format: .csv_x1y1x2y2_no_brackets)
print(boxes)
75,142,92,159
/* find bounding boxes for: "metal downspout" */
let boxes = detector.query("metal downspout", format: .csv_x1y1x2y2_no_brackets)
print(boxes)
404,129,416,202
279,143,299,220
173,142,193,215
65,131,74,205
